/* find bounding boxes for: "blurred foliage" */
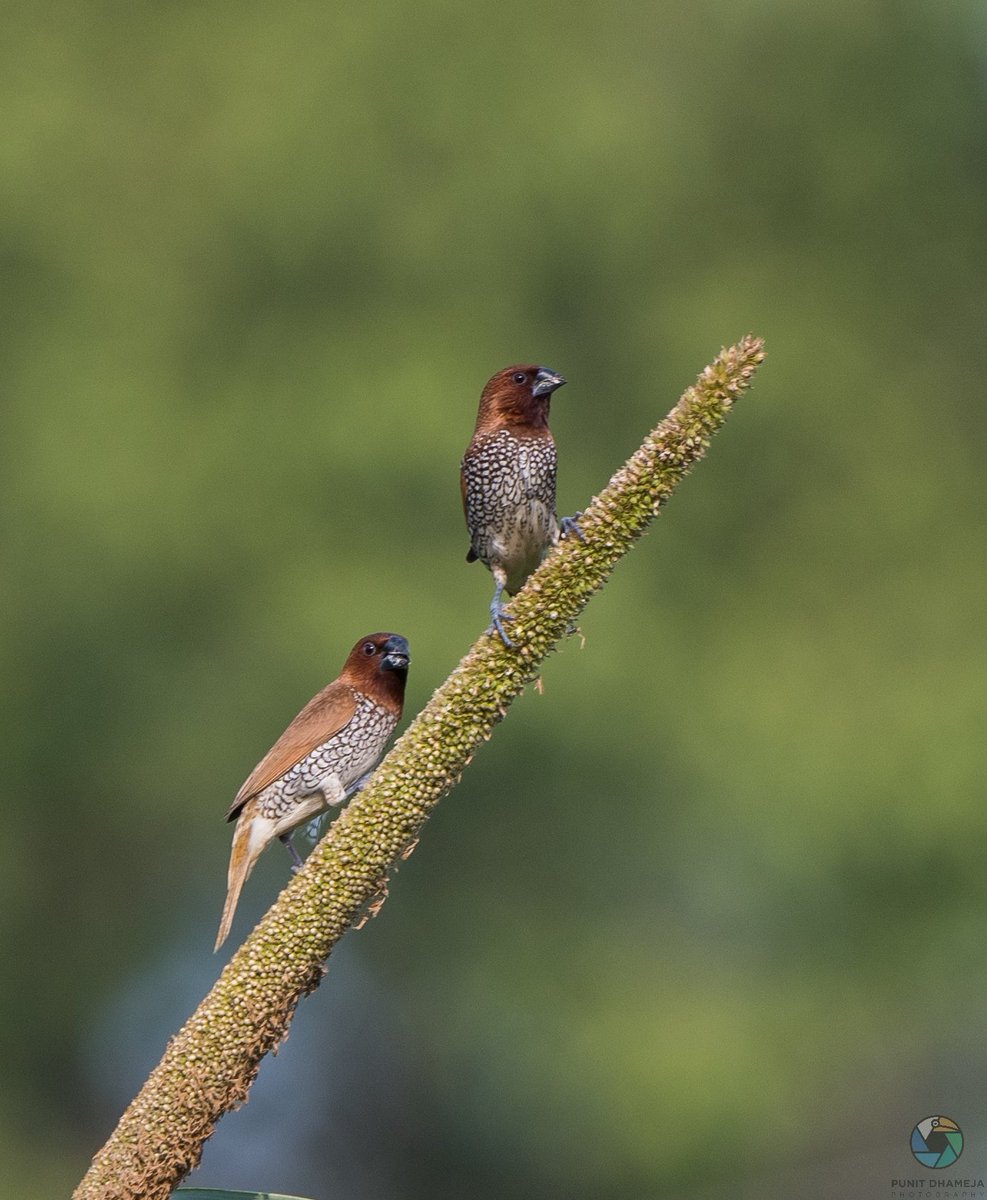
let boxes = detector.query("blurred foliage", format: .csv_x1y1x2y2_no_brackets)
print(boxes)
2,1,986,1197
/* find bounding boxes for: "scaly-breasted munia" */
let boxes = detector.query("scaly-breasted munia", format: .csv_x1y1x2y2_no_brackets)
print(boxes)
215,632,410,951
461,364,577,644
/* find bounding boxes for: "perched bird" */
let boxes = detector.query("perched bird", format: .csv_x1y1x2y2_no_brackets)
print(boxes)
461,364,578,644
215,632,410,951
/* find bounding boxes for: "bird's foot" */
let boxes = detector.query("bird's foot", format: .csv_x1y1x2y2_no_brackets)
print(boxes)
304,815,327,843
487,607,515,648
559,512,585,542
485,582,516,648
279,833,305,874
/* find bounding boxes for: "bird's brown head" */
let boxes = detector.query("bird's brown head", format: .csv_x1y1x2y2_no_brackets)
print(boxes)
473,364,567,435
340,632,411,714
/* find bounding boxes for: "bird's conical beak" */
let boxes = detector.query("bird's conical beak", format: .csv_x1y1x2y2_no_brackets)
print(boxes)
381,635,411,672
532,368,566,397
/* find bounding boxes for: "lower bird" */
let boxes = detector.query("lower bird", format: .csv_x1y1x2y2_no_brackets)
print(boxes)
461,364,578,644
215,631,410,951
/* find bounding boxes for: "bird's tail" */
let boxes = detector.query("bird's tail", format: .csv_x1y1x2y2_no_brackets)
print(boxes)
214,804,264,952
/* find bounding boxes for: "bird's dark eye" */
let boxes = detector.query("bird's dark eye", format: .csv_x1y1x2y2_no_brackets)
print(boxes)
362,641,376,656
512,371,527,385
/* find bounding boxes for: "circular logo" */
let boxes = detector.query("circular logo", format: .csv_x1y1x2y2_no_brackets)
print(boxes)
910,1115,964,1169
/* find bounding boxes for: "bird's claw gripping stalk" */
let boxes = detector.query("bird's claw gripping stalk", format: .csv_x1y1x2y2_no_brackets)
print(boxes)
559,512,585,542
487,585,516,648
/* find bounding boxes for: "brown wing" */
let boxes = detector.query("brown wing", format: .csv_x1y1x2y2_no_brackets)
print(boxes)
225,679,358,821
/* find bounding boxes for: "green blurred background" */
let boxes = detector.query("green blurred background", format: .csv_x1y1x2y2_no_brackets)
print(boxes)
3,1,986,1196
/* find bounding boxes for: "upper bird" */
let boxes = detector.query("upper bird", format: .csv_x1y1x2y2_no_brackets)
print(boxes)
215,631,410,952
461,364,575,644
